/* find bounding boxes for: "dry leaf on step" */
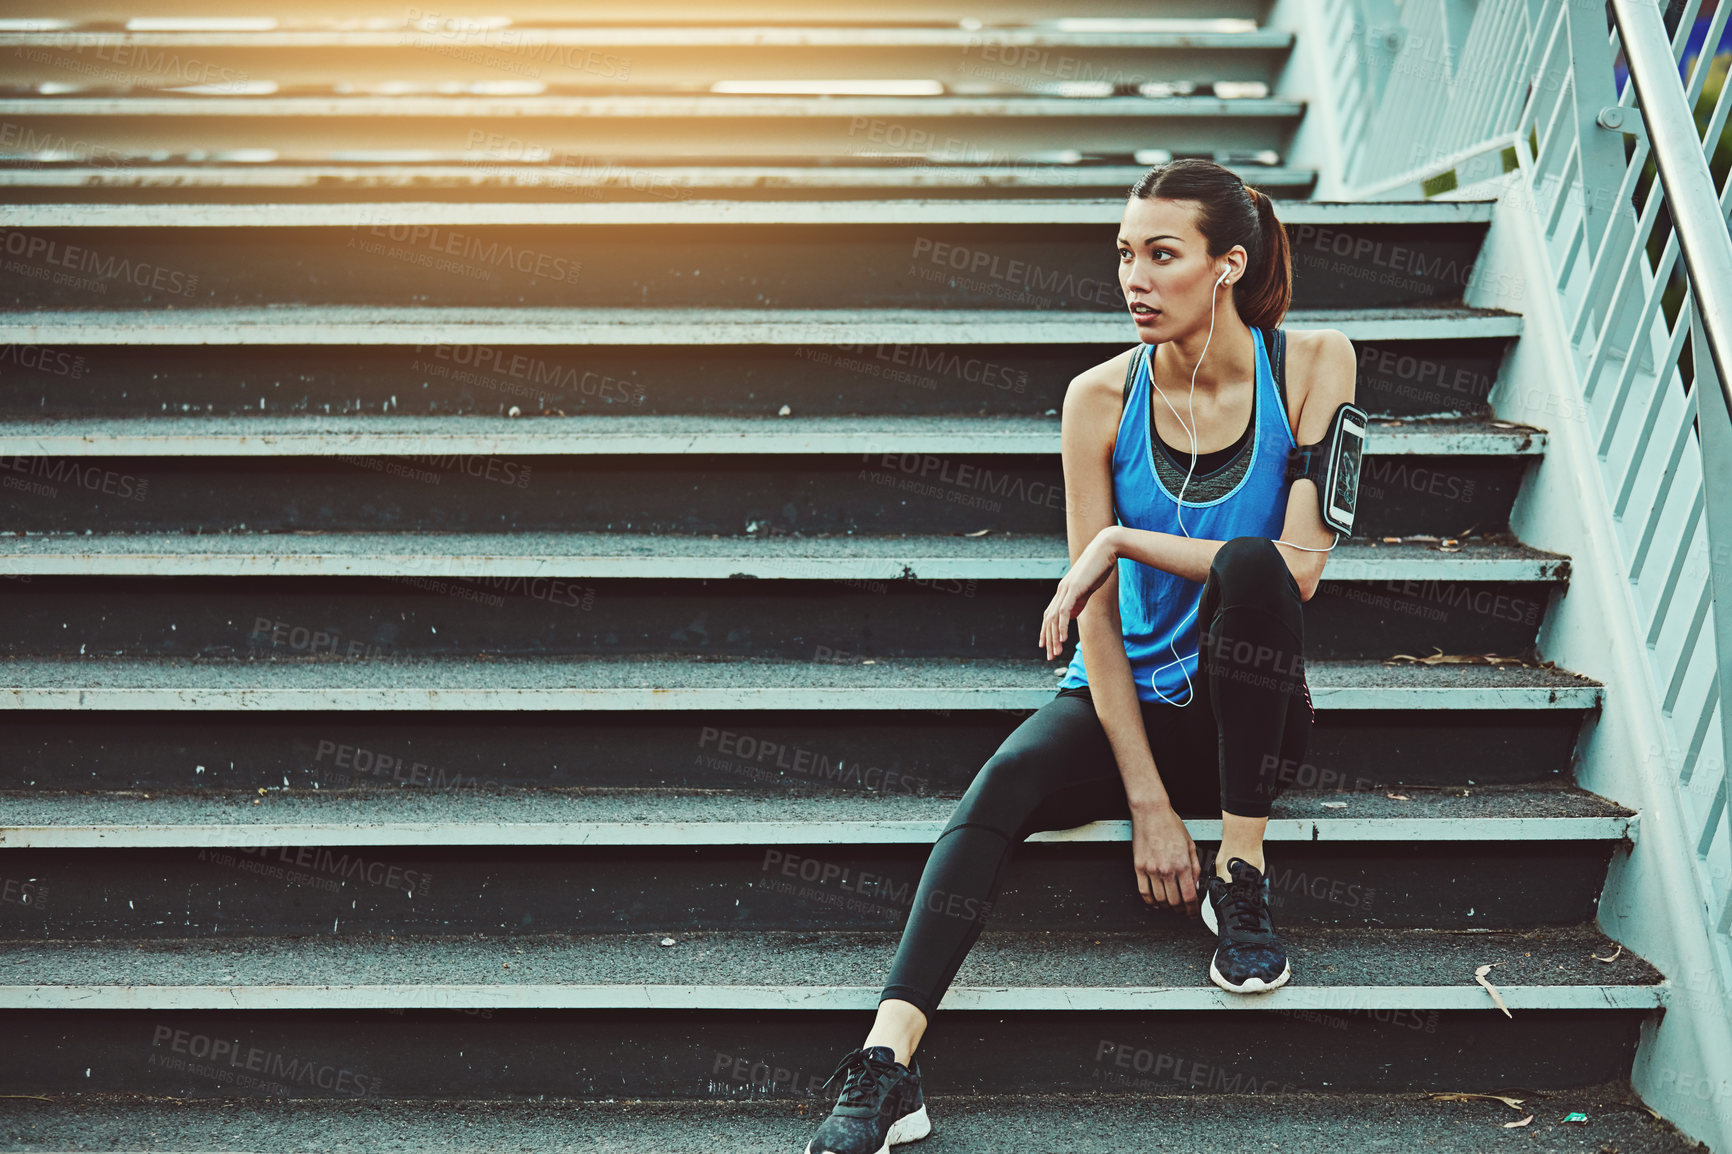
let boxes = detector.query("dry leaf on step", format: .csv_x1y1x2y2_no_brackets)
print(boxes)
1426,1092,1527,1111
1387,647,1527,666
1504,1115,1534,1128
1475,963,1513,1018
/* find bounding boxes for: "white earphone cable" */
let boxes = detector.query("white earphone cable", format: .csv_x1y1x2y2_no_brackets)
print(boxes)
1139,265,1339,707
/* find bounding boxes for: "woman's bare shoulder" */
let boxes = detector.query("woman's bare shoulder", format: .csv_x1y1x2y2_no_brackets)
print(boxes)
1283,328,1357,442
1063,345,1142,424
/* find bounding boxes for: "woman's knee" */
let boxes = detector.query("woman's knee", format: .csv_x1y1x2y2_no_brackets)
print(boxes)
944,747,1054,838
1209,535,1298,599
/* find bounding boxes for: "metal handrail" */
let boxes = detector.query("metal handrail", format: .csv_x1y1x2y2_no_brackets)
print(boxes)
1611,3,1732,890
1312,0,1732,1144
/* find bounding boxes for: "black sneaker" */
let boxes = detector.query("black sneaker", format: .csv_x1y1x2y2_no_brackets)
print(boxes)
1200,856,1292,993
803,1044,931,1154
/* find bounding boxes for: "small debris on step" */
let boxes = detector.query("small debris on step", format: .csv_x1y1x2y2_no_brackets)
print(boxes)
1474,962,1513,1018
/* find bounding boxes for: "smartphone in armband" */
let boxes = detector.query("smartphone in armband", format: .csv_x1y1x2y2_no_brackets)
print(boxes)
1284,401,1369,537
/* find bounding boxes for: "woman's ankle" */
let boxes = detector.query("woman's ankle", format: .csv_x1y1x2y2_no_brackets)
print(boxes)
864,998,928,1066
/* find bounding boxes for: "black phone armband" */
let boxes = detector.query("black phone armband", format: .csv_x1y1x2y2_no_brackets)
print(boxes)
1283,401,1369,537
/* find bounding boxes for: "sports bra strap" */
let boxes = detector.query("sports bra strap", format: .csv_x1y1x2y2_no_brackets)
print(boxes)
1117,327,1286,409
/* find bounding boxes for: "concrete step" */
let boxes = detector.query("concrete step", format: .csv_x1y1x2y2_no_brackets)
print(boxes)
0,423,1535,539
0,413,1540,457
0,1085,1700,1153
0,653,1604,711
0,94,1308,164
0,529,1571,581
1,304,1522,345
5,200,1497,226
0,309,1517,421
0,569,1560,664
0,27,1295,93
0,162,1324,203
0,787,1628,934
0,784,1634,849
0,669,1588,794
0,928,1665,1099
33,0,1276,24
0,199,1493,311
0,923,1660,1010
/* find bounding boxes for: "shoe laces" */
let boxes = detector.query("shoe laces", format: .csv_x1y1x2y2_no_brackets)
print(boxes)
822,1048,902,1111
1218,872,1270,935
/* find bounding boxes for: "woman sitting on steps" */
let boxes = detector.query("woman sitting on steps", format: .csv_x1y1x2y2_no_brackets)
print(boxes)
802,157,1359,1154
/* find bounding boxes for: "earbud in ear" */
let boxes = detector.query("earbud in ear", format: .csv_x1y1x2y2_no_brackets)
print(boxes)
1216,267,1230,286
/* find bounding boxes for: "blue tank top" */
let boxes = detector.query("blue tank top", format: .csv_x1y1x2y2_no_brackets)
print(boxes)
1057,327,1296,704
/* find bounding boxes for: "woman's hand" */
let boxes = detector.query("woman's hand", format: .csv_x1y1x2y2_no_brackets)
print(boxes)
1130,800,1201,917
1039,527,1121,659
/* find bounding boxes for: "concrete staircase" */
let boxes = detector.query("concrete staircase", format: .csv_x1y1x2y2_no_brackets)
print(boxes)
0,4,1708,1152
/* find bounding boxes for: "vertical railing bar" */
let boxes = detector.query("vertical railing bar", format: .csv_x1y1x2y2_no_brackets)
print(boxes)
1697,768,1726,856
1611,289,1690,521
1594,223,1684,463
1678,0,1724,110
1661,579,1712,718
1614,282,1693,516
1470,1,1525,149
1581,139,1666,399
1632,425,1698,598
1694,40,1732,168
1681,666,1719,786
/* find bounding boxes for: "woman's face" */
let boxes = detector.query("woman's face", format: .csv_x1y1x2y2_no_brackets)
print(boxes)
1116,196,1236,341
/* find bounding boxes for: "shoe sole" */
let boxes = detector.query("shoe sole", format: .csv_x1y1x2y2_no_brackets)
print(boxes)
1209,955,1292,993
1200,890,1291,994
803,1103,932,1154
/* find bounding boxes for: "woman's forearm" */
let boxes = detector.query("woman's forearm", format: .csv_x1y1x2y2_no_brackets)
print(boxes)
1077,607,1174,811
1103,525,1227,586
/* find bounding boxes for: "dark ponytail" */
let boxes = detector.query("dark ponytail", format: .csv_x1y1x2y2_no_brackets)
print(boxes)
1128,159,1292,331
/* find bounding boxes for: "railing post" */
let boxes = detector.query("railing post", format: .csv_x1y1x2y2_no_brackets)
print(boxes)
1572,0,1652,375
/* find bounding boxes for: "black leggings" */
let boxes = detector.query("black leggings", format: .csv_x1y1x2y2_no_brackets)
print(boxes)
879,535,1314,1020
